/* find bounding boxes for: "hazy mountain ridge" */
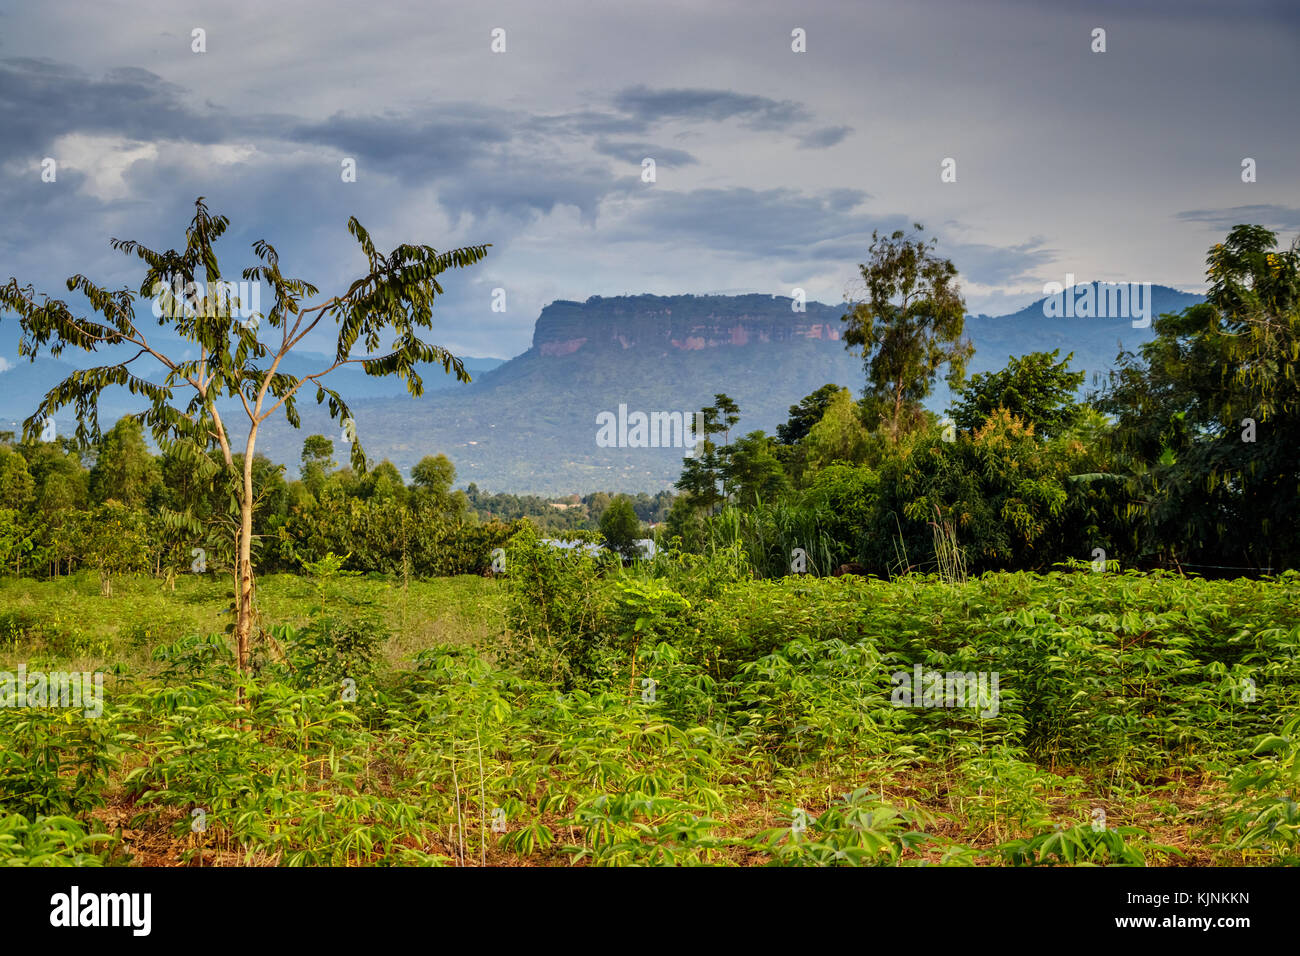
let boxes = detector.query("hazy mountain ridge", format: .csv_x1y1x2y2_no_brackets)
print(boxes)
2,287,1203,493
247,286,1201,493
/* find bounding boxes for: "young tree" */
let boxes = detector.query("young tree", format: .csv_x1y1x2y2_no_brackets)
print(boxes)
675,393,740,514
599,495,642,561
949,350,1085,439
841,226,972,439
0,198,489,680
300,434,336,497
76,501,151,596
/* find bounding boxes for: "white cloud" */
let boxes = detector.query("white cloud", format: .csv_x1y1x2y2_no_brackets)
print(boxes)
47,134,160,201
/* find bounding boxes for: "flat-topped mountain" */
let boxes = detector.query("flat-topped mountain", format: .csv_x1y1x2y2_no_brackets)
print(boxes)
3,287,1204,494
246,287,1200,492
530,293,847,356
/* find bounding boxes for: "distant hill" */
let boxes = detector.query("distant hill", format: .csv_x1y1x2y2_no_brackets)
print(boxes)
0,343,502,431
2,286,1203,492
962,284,1204,395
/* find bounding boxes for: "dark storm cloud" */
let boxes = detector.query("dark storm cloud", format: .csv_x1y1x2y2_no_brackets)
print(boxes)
0,55,629,233
0,58,231,159
592,140,697,167
611,85,811,130
289,107,514,182
797,126,853,150
1175,206,1300,235
614,186,897,260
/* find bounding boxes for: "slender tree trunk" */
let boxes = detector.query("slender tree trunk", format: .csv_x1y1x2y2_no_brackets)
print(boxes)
235,426,257,688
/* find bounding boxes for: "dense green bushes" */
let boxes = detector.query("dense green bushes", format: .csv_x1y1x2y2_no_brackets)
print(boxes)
499,543,1300,773
667,227,1300,578
679,406,1131,580
0,422,534,583
1,562,1297,865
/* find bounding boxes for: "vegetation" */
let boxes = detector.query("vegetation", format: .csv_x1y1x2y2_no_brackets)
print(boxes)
1099,224,1300,571
1,556,1297,866
1,198,490,677
841,225,973,440
667,225,1299,579
0,215,1296,868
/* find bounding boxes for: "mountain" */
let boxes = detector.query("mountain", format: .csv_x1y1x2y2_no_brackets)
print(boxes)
2,286,1203,492
244,286,1200,493
963,284,1204,394
0,338,503,432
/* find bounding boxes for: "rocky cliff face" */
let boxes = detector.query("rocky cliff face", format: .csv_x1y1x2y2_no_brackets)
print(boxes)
531,294,848,357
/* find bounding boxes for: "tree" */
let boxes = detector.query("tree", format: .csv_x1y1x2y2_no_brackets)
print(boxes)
841,226,972,439
675,393,740,514
776,383,842,445
0,198,489,680
803,387,873,475
0,508,37,576
300,434,335,497
411,453,454,497
0,445,35,510
585,491,612,521
89,417,162,508
362,460,407,503
1099,224,1300,570
599,495,642,561
23,440,88,576
873,410,1071,573
950,350,1086,439
411,453,466,519
76,501,151,596
724,431,789,507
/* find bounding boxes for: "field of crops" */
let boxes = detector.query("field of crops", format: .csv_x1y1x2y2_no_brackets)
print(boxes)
2,553,1298,867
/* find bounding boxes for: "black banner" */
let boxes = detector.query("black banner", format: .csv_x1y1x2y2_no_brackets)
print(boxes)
0,865,1272,944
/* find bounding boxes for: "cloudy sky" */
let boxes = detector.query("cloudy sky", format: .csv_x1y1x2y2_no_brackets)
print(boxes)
1,0,1297,358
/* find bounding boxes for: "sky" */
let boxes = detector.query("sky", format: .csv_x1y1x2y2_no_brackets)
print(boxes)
1,0,1297,358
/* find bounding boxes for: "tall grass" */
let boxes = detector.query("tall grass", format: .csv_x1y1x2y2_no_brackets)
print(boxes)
702,501,841,578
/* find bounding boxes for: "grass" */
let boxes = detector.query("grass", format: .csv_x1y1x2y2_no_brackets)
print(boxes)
0,571,502,676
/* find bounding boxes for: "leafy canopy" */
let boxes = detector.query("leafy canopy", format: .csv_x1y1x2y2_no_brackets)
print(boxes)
0,197,490,475
950,349,1086,439
841,225,972,439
